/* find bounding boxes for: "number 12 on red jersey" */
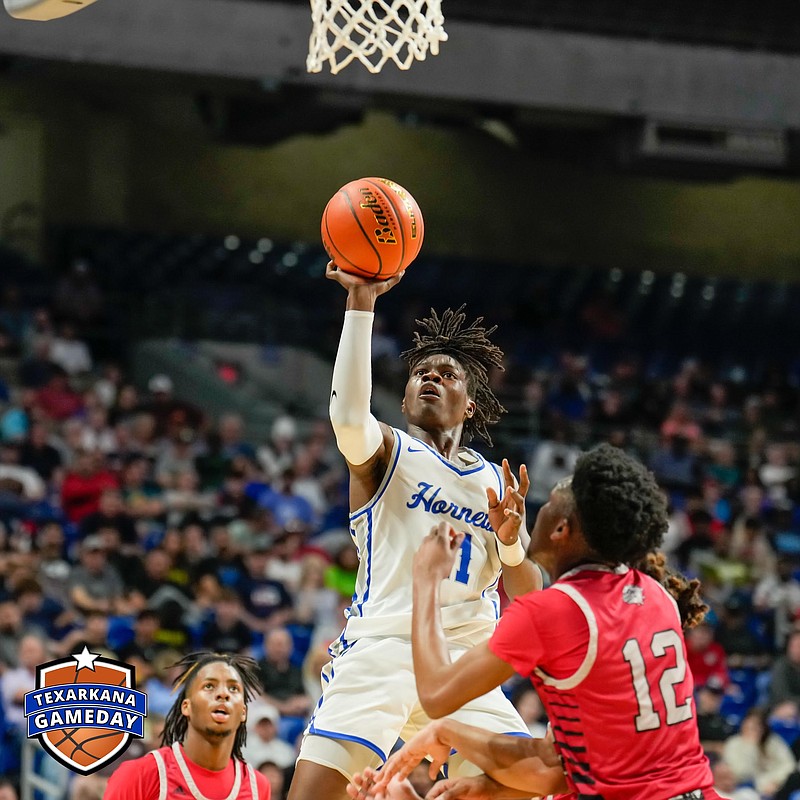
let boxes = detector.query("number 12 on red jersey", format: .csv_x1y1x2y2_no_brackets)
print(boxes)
622,629,693,732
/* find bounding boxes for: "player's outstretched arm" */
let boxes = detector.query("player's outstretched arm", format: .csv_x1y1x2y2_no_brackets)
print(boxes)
487,460,541,599
327,262,404,493
373,719,567,797
411,524,516,718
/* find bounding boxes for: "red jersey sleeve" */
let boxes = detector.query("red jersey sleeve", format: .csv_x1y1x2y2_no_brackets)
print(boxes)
104,754,160,800
489,586,591,680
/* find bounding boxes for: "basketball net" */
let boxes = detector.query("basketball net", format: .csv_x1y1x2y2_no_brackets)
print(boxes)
307,0,448,74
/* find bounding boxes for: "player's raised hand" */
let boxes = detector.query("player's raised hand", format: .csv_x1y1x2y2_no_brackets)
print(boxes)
372,722,451,790
346,769,422,800
413,522,463,583
486,460,529,546
326,260,405,310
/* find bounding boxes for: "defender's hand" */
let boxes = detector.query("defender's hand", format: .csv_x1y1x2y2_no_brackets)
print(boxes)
413,522,464,583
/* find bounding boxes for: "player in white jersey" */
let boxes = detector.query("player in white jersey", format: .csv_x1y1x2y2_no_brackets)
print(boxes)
287,264,542,800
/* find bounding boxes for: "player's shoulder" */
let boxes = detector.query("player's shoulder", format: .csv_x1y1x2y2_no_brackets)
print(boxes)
105,750,161,800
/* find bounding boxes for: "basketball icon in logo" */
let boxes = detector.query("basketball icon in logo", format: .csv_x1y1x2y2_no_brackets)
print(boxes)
24,647,147,775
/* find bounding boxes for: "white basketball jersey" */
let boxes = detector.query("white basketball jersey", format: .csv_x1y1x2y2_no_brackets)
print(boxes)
342,428,504,643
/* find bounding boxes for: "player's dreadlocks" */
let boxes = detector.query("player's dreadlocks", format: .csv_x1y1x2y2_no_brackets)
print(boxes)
566,443,708,629
635,551,709,630
401,305,505,445
161,651,263,761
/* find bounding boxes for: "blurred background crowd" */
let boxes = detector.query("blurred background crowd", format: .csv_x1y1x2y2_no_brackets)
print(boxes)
0,241,799,800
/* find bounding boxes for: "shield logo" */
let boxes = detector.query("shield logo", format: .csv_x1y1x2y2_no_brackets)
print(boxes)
24,647,147,775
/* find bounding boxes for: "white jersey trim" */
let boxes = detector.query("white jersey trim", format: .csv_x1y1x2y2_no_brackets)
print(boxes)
350,428,401,520
246,763,259,799
172,742,242,800
533,583,598,690
151,749,168,800
651,575,682,626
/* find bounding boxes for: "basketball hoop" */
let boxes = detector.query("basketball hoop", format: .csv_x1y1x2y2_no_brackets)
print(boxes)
3,0,101,20
307,0,447,74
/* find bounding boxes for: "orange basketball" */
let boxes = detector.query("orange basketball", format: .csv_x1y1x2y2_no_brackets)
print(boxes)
321,177,424,280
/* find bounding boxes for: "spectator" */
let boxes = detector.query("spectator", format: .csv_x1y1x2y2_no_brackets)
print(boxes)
17,335,55,389
13,577,73,640
49,323,93,377
200,588,252,654
119,455,164,520
80,406,117,455
769,629,800,710
0,634,48,729
117,609,167,664
257,627,311,717
324,543,358,602
258,468,315,532
696,678,736,755
0,442,45,501
237,540,293,634
79,488,138,546
55,610,114,658
162,468,217,525
649,434,701,496
715,593,772,670
755,556,800,652
258,416,298,482
256,761,287,800
661,401,702,442
686,619,730,690
18,422,62,482
712,758,761,800
0,601,26,669
35,521,72,605
36,367,84,422
66,534,125,615
156,428,202,487
528,427,581,506
218,412,257,462
242,703,296,770
61,449,118,524
722,708,796,797
137,374,203,439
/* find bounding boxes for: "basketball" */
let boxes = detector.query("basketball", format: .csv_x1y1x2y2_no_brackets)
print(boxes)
321,177,424,280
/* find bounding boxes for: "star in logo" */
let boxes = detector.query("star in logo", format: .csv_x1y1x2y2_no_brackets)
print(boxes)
72,646,101,672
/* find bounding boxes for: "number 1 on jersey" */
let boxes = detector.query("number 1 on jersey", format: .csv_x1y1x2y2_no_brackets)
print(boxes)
453,532,472,584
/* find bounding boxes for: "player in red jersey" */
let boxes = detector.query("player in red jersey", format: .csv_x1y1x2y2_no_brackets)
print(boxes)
105,652,271,800
357,444,722,800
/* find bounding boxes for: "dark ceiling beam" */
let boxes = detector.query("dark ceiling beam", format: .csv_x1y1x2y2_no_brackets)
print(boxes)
1,0,799,128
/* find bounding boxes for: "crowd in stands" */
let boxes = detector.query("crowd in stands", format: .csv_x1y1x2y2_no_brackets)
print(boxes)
0,249,799,800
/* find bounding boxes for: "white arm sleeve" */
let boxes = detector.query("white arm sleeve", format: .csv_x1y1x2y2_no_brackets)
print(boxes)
329,309,384,465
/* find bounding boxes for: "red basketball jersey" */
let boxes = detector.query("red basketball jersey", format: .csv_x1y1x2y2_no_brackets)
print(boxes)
105,742,270,800
490,564,713,800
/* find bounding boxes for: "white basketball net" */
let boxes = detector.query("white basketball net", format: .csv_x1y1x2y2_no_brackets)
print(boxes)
307,0,448,74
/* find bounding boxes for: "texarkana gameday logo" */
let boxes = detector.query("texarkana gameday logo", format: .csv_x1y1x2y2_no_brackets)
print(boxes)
24,647,147,775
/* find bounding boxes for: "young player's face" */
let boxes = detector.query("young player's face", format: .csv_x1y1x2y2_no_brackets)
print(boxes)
402,354,475,431
530,484,573,559
182,662,247,740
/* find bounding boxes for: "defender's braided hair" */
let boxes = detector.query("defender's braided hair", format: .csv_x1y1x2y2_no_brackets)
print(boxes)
635,551,709,630
161,651,262,761
401,305,505,445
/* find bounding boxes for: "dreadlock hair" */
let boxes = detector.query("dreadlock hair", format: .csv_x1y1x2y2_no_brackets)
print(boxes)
161,651,263,761
400,305,505,446
570,443,668,566
634,551,708,630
